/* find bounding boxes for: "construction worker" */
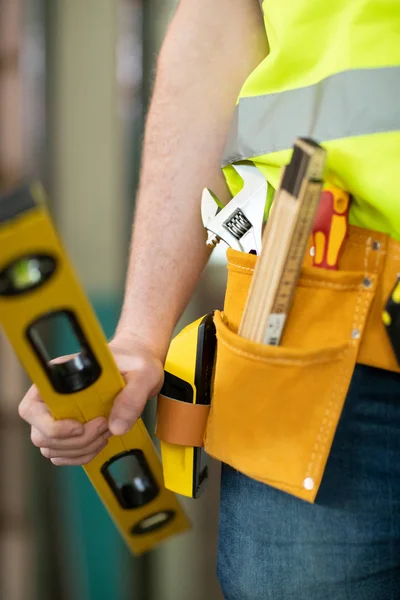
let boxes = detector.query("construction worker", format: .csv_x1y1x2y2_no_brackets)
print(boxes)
18,1,400,598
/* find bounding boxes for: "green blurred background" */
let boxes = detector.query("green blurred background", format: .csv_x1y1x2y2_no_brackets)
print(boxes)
0,1,228,598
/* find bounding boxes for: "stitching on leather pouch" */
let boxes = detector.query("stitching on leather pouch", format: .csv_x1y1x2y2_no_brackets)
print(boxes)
228,262,255,273
229,261,370,290
300,279,365,291
305,327,358,484
305,236,380,486
217,334,346,367
305,353,344,482
357,237,380,336
350,275,365,335
345,240,376,249
345,237,387,249
229,250,398,278
306,347,352,486
363,236,372,275
374,243,380,272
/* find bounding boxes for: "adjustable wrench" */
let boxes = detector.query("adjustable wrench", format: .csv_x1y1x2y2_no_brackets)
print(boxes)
201,163,267,255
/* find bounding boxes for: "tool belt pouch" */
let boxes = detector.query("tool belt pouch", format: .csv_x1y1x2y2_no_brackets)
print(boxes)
204,247,378,502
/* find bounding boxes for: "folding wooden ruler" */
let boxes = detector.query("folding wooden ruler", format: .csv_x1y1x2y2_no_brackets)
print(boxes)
239,138,327,344
0,182,190,554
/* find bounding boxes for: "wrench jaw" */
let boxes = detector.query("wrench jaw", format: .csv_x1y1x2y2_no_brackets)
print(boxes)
231,163,267,198
230,163,267,254
206,231,221,250
201,187,226,228
201,188,224,249
201,164,267,255
202,188,245,251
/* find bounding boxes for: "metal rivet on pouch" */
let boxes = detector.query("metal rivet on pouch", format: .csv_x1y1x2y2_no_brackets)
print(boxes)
309,246,315,257
363,277,372,288
352,329,361,340
372,241,381,251
303,478,314,491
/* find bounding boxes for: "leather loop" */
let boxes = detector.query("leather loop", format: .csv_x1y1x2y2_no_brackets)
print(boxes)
155,394,210,447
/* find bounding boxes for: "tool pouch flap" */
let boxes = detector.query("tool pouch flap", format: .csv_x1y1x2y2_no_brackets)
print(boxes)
155,395,210,447
204,248,378,503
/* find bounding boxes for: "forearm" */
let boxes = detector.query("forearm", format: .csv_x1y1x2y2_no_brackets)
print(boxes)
115,0,267,361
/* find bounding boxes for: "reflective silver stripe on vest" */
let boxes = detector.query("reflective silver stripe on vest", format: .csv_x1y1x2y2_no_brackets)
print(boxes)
222,66,400,166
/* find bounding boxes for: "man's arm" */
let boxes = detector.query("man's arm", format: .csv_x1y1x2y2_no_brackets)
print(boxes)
18,0,268,460
114,0,268,359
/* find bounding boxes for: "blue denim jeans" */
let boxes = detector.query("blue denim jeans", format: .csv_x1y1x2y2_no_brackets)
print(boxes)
217,364,400,600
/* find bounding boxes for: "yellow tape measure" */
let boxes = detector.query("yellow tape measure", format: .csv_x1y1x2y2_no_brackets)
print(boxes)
0,182,190,555
158,313,216,498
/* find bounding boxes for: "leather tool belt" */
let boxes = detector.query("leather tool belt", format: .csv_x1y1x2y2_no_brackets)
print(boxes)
202,225,400,502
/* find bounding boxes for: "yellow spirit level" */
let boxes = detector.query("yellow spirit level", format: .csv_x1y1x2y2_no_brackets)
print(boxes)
0,182,190,555
156,314,216,498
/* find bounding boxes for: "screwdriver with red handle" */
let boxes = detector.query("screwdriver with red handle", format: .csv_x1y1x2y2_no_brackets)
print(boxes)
312,185,351,270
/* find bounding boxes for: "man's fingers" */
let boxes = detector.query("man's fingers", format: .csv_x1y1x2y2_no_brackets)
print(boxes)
19,386,84,438
40,431,111,459
108,372,148,436
31,417,109,451
49,441,109,466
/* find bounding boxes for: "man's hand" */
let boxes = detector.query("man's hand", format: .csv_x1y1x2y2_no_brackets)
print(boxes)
18,337,164,466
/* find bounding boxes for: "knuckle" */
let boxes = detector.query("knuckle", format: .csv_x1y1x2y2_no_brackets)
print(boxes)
88,436,102,450
95,439,109,454
45,422,58,439
84,429,101,446
18,387,40,421
86,440,100,454
85,441,102,456
31,428,44,447
93,419,107,435
47,421,67,439
18,400,28,420
77,439,96,453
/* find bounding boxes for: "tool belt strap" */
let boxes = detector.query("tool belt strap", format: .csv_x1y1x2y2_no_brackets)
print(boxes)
155,394,210,447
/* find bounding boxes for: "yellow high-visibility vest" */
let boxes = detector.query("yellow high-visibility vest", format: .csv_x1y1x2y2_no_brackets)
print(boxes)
222,0,400,239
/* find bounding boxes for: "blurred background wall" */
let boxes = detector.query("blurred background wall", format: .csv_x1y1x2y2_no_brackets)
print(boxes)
0,1,228,599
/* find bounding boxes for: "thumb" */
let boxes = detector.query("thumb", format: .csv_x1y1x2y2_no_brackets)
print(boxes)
108,371,151,436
